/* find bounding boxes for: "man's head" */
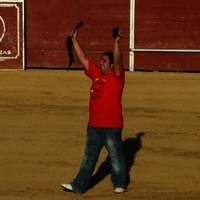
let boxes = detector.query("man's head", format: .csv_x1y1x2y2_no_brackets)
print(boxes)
99,51,114,74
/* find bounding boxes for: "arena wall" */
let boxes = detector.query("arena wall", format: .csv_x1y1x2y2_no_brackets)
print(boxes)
0,0,24,70
26,0,130,70
1,0,199,71
133,0,200,71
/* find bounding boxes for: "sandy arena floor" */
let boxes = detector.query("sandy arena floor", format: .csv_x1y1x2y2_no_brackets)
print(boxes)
0,70,199,200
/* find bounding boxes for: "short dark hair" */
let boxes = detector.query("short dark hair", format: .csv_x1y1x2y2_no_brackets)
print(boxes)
103,51,113,64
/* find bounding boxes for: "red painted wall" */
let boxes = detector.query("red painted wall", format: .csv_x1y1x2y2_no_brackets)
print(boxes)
0,1,24,70
134,0,200,71
26,0,200,71
26,0,130,69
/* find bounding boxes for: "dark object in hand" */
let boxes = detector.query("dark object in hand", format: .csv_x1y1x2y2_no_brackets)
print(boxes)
74,21,83,31
66,21,83,71
112,26,120,39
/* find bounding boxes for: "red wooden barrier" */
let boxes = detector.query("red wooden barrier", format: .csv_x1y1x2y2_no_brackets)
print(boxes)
0,0,24,70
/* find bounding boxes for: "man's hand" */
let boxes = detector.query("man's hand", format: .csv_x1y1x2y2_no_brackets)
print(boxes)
70,29,77,40
112,27,123,41
70,21,83,39
115,29,123,42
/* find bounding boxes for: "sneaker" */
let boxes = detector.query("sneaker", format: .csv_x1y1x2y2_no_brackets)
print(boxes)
114,187,126,193
61,183,73,191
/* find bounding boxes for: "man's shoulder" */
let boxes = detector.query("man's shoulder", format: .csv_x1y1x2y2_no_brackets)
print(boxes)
112,69,125,80
85,60,101,79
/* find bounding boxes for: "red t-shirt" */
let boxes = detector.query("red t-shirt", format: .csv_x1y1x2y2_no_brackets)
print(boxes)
85,61,125,128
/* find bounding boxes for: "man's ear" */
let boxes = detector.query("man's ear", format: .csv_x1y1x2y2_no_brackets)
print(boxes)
110,64,114,69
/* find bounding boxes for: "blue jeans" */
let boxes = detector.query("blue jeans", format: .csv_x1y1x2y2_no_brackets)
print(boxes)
70,126,126,193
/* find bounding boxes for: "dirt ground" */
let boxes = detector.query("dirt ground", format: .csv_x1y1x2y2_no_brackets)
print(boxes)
0,70,199,200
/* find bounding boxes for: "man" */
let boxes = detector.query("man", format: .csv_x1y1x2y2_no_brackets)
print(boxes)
61,26,126,194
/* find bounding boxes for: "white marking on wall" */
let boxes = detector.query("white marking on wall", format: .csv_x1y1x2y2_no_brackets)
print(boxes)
129,0,135,71
0,0,23,2
22,0,24,69
131,48,200,53
0,16,6,42
0,4,20,60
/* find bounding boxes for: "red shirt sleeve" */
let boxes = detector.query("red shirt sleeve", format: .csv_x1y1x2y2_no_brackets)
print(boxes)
84,61,101,80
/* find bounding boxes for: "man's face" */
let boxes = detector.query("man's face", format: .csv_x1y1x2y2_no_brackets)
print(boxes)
99,55,113,74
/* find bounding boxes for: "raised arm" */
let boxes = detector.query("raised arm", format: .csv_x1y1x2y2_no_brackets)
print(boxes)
113,29,123,76
71,29,89,70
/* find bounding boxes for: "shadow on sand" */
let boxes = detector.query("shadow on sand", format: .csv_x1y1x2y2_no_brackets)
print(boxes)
89,132,145,189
